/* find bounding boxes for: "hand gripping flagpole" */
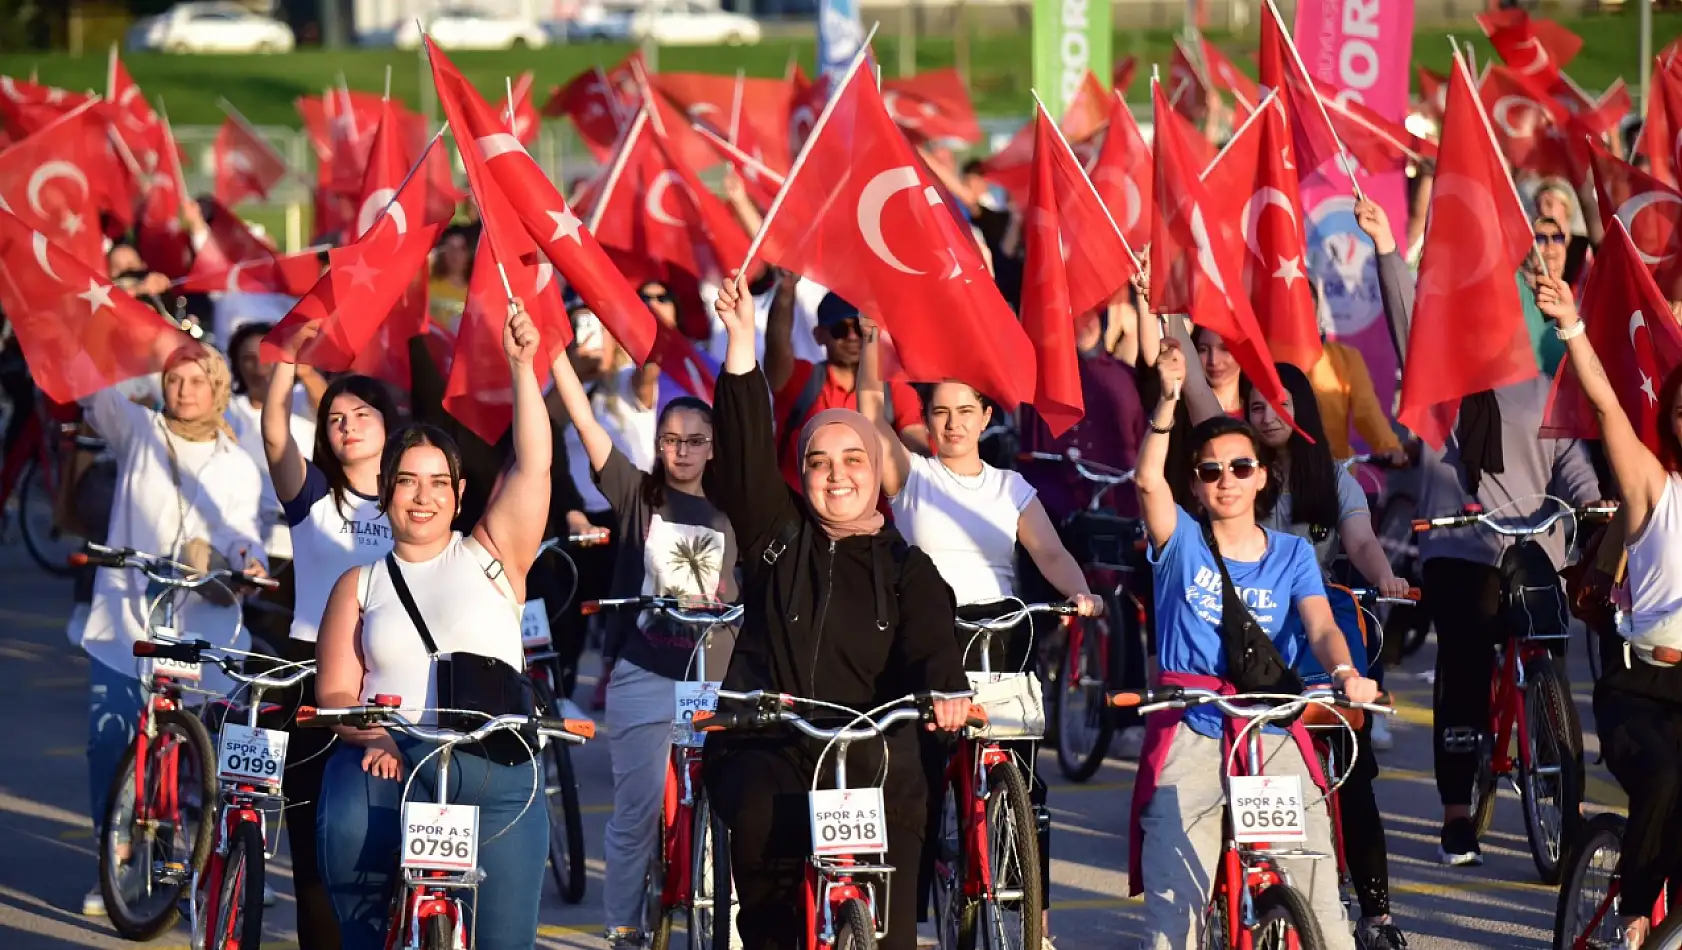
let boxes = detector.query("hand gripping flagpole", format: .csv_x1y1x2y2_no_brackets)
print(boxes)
1028,88,1143,274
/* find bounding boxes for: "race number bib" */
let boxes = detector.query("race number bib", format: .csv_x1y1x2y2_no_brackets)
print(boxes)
217,723,288,787
148,627,202,682
672,681,720,748
401,802,479,872
1228,775,1307,844
809,787,887,856
520,598,552,648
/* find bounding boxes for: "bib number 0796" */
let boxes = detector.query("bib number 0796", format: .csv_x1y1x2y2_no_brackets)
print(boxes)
401,802,479,872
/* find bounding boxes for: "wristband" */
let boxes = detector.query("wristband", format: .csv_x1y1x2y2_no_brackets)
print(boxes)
1330,664,1356,680
1555,321,1586,341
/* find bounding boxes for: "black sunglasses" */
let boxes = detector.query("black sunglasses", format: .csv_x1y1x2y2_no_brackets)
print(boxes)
641,292,673,305
1194,458,1261,483
1533,232,1568,247
826,319,863,340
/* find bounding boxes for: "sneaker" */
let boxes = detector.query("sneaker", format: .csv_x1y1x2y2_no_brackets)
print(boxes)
1437,817,1483,866
1357,916,1409,950
1114,725,1146,760
81,885,105,917
606,927,644,950
1369,714,1394,751
263,882,276,907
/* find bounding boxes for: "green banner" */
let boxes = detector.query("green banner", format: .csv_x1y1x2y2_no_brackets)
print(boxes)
1032,0,1112,119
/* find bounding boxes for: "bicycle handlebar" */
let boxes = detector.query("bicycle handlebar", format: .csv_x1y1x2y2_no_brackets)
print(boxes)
539,533,611,554
1106,686,1394,720
583,596,744,626
296,700,596,746
1018,450,1136,486
1343,587,1422,608
73,542,278,592
132,635,315,691
1412,503,1619,536
955,601,1079,632
695,690,983,740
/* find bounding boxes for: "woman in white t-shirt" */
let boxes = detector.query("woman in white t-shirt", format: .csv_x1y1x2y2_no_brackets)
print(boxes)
857,319,1099,943
261,356,397,949
224,322,319,575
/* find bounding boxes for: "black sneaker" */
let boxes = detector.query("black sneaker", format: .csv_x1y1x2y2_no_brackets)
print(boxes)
1437,817,1483,866
1357,917,1409,950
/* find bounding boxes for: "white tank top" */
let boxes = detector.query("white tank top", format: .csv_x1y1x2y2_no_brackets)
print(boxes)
355,533,524,720
890,454,1036,605
1623,473,1682,647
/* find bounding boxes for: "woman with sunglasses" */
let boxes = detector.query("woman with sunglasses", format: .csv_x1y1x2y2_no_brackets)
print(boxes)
1533,216,1573,288
548,326,739,950
1131,340,1377,950
1243,364,1411,950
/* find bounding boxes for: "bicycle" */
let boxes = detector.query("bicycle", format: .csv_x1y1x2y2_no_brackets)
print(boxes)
523,533,613,905
696,690,984,950
75,542,278,940
3,396,107,575
296,698,597,949
585,595,744,950
1109,686,1390,950
1552,812,1672,950
1018,450,1146,781
1413,500,1618,884
932,600,1073,950
1339,453,1428,662
134,634,316,950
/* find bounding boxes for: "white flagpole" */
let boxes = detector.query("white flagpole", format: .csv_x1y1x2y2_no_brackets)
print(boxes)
1264,0,1364,199
586,107,649,232
1029,89,1141,271
729,69,745,145
692,123,786,185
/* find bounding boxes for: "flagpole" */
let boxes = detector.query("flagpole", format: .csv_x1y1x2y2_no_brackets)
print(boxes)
107,43,117,101
1317,94,1429,165
729,69,745,145
156,101,193,217
738,21,882,274
586,107,649,232
692,123,787,185
1029,89,1141,271
1264,0,1365,201
420,37,515,301
216,97,294,178
1450,44,1544,275
595,65,630,137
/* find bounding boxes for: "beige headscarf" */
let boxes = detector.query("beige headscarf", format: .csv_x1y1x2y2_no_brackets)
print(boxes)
796,408,884,540
161,343,236,443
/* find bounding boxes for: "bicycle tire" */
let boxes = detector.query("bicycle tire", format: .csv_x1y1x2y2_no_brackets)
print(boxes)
1646,912,1682,950
1552,812,1626,950
99,708,216,940
18,457,75,577
422,911,453,950
1052,614,1113,782
1522,655,1585,885
1471,732,1499,840
1199,890,1230,950
646,813,673,950
547,738,587,904
835,896,877,950
690,795,733,950
980,761,1043,950
932,778,978,950
1251,883,1325,950
210,820,265,950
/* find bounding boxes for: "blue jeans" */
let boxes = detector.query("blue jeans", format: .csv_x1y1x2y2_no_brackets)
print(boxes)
317,737,549,950
88,658,144,834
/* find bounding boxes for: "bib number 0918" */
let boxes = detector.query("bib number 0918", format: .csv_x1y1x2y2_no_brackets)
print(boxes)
809,787,887,856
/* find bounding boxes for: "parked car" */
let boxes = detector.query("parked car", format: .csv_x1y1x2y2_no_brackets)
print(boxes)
564,3,635,42
395,6,549,49
628,1,761,45
147,2,296,54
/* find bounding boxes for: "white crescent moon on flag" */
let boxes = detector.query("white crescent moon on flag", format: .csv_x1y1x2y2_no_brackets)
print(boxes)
226,261,248,294
1092,166,1142,235
1513,37,1550,76
883,91,921,129
1425,174,1500,291
356,189,402,240
1631,309,1648,349
534,260,555,296
0,77,23,103
27,161,89,217
1189,205,1228,295
789,106,816,154
475,133,524,161
1616,191,1682,265
856,166,925,276
31,231,61,283
645,171,687,228
1241,187,1295,264
1492,96,1541,140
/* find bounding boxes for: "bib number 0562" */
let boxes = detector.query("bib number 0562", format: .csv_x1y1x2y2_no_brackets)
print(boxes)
809,787,887,856
1228,774,1307,844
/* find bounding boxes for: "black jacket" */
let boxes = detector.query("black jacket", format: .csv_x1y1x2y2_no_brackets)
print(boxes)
706,367,967,815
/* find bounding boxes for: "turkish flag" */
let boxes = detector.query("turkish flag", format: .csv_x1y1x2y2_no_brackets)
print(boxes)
1157,96,1216,172
296,89,378,193
134,115,194,279
1260,0,1343,176
1585,139,1682,301
1087,92,1152,251
1150,78,1293,425
178,246,324,296
1201,38,1260,114
1021,106,1136,435
107,56,167,174
212,114,288,207
1168,40,1210,126
881,68,984,145
1314,81,1438,173
1203,94,1319,371
1637,62,1682,188
1113,56,1139,96
649,321,718,401
1545,218,1682,453
542,55,642,159
788,71,831,159
354,99,415,241
500,71,541,147
186,199,278,278
753,57,1036,409
653,71,794,174
1479,65,1575,180
0,101,107,271
1477,9,1582,86
429,38,655,364
1418,67,1449,122
0,76,93,140
0,209,194,404
1398,55,1537,449
980,71,1108,207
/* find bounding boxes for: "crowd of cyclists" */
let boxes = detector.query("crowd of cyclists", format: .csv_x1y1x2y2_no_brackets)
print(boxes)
4,100,1681,950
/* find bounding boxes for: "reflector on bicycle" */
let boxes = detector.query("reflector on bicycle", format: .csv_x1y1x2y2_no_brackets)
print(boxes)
295,706,319,725
580,601,603,616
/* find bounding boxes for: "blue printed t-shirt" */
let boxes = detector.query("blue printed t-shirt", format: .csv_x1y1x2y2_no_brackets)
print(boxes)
1148,507,1328,739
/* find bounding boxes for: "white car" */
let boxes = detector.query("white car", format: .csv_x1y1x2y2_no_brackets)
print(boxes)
153,2,295,54
395,6,549,50
629,1,761,46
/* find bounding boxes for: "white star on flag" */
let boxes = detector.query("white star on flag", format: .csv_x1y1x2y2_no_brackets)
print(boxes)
61,212,84,237
78,279,114,313
1642,372,1658,405
548,206,583,244
1273,255,1304,287
339,254,380,290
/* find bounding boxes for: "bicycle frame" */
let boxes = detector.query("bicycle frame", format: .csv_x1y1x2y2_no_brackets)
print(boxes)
945,626,1022,909
1570,879,1669,950
805,738,892,948
1211,722,1299,950
1488,636,1551,786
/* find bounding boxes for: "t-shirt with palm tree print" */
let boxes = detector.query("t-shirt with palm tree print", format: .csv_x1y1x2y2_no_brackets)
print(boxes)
594,447,739,681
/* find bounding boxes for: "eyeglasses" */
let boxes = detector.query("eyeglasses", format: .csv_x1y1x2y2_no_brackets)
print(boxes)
1534,232,1568,247
827,319,863,340
641,292,673,305
658,434,712,452
1194,458,1261,483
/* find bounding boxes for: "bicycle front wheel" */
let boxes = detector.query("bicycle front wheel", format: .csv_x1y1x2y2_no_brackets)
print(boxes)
1521,655,1584,885
18,456,76,577
1052,613,1114,782
834,897,877,950
979,762,1043,950
545,737,587,904
1551,812,1625,950
690,794,733,950
1251,884,1325,950
99,708,216,940
209,820,265,950
646,809,674,950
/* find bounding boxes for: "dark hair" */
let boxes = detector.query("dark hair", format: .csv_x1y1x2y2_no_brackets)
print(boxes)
378,422,464,517
643,397,714,509
314,375,401,520
961,159,986,177
921,379,990,423
1241,364,1339,534
226,322,275,394
1185,415,1282,519
1658,364,1682,473
431,226,474,280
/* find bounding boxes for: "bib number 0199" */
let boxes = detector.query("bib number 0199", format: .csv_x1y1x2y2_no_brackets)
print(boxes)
1228,774,1307,844
217,723,289,786
809,787,887,856
401,802,480,872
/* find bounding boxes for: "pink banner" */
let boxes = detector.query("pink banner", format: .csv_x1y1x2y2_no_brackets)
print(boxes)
1293,0,1415,444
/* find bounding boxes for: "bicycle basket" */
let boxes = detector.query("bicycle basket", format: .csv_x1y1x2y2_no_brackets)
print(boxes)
1064,511,1144,571
964,671,1045,740
1500,540,1571,642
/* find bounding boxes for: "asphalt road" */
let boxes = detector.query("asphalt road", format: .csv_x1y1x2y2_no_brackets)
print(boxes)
0,535,1615,950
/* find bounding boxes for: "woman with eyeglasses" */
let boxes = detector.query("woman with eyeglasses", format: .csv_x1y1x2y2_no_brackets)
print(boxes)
548,332,739,950
1132,340,1377,950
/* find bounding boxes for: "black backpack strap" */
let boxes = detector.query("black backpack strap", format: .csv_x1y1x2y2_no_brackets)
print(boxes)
778,361,829,463
384,553,441,657
761,518,800,567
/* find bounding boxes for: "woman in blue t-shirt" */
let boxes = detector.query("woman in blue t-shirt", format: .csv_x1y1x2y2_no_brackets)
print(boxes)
1129,340,1377,950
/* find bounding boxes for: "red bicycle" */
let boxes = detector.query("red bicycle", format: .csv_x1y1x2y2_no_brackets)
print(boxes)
3,394,105,575
585,596,743,950
1553,812,1672,950
78,543,277,940
698,691,984,950
297,698,596,949
1414,501,1617,883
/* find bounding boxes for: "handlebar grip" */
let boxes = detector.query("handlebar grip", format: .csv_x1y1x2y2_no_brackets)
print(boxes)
233,571,280,591
691,709,765,733
71,552,126,568
1108,687,1182,707
296,706,381,729
1410,519,1432,533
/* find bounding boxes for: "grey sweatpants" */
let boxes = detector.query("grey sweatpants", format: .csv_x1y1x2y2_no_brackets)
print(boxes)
603,659,677,930
1138,724,1353,950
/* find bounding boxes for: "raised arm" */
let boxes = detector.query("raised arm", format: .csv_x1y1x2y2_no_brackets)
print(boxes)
1136,339,1187,551
762,271,799,393
713,272,800,552
856,315,912,497
263,359,309,502
1167,316,1225,424
548,343,614,473
473,301,551,597
1535,274,1665,529
1356,197,1414,364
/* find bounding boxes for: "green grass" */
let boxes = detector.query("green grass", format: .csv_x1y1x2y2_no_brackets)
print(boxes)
1,10,1676,127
